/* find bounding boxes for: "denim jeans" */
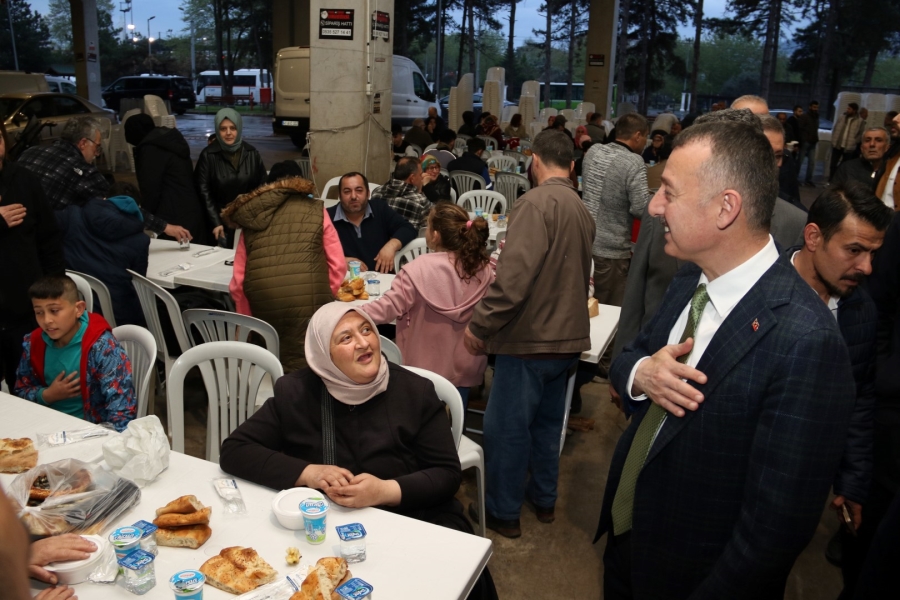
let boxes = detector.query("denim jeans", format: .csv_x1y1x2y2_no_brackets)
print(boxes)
456,387,470,411
483,354,578,520
799,141,818,183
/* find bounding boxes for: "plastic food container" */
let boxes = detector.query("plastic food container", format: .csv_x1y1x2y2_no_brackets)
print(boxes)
43,535,109,585
132,520,158,556
299,496,330,544
335,577,374,599
110,526,143,560
170,569,205,599
271,487,315,530
118,549,156,595
336,523,367,563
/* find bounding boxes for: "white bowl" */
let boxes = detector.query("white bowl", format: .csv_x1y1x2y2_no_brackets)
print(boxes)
272,487,318,530
44,535,110,585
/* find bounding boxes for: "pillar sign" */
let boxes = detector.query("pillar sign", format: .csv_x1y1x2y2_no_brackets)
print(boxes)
372,11,389,41
87,41,97,62
589,54,604,67
319,9,354,40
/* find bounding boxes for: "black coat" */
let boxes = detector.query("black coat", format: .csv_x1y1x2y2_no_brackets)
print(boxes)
0,162,65,325
56,199,149,327
194,140,266,229
134,127,211,245
423,174,452,203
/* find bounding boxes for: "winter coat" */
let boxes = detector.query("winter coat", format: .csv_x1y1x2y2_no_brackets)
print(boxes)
194,140,266,229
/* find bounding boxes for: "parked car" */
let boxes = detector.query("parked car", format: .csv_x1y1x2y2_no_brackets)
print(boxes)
0,92,117,147
439,92,516,122
101,75,196,114
45,76,77,94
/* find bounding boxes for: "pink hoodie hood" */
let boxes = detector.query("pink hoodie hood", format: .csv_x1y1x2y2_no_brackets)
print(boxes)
401,252,493,323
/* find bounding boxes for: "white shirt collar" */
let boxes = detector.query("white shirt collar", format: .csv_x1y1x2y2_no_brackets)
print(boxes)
699,235,779,320
790,250,840,319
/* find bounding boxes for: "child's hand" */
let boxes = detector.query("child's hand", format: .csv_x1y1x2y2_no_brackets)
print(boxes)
43,372,80,403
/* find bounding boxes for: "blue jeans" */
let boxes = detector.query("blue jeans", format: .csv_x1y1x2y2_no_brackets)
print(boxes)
483,354,577,520
456,387,469,411
799,141,818,183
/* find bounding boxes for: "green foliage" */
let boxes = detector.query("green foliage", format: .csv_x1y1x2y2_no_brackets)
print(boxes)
0,0,53,72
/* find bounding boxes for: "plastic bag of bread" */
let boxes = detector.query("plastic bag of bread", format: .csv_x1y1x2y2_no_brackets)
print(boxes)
5,458,140,537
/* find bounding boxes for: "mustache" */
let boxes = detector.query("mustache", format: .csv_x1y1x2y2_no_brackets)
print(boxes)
842,273,865,283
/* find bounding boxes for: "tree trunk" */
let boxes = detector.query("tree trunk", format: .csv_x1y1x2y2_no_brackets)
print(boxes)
614,0,632,111
543,2,552,106
438,3,447,94
456,0,468,84
396,0,408,57
566,0,576,108
506,0,517,96
214,0,227,97
689,0,702,113
637,0,650,114
759,0,780,99
863,46,879,87
812,0,839,117
769,1,781,89
467,5,476,78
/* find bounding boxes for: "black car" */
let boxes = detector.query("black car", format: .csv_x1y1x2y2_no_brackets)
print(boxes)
102,76,196,114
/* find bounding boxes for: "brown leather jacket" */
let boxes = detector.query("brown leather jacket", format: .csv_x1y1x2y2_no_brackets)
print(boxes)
469,177,596,355
222,178,333,370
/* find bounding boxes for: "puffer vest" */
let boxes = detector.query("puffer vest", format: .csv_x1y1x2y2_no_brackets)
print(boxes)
224,178,333,371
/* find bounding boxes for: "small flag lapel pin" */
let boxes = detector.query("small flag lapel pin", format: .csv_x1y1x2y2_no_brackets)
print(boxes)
752,318,760,332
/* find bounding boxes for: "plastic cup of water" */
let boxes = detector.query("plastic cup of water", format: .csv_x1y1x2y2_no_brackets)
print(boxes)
366,279,381,297
299,497,329,545
474,208,484,218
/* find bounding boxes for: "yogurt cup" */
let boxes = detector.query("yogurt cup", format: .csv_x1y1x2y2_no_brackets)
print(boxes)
335,577,374,599
110,526,143,560
299,496,330,544
170,570,206,599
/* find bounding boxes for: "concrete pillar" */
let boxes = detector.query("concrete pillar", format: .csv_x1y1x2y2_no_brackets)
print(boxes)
273,0,310,63
583,0,617,118
70,0,102,105
308,0,393,192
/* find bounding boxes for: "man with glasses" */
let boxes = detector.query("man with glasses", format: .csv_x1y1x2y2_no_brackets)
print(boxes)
18,117,188,240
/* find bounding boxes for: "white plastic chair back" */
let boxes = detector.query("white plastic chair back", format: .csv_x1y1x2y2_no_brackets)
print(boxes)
393,238,431,273
143,95,170,117
424,143,438,152
493,172,530,211
167,341,284,461
112,324,157,418
486,155,517,173
295,157,311,179
408,143,423,157
369,182,381,194
457,190,507,215
539,107,558,122
450,171,486,195
379,336,403,364
67,270,116,328
233,228,242,250
401,366,463,448
453,138,468,152
65,271,93,312
320,176,342,200
530,121,544,140
323,198,339,209
182,309,280,358
495,230,507,245
576,102,596,118
559,109,575,121
477,135,496,151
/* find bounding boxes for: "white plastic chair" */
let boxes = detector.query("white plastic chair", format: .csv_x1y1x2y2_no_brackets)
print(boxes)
450,171,486,196
529,121,543,141
320,176,342,200
424,143,439,152
408,143,423,157
399,365,485,537
112,324,157,419
65,271,93,312
493,172,530,212
453,138,468,153
379,336,403,365
127,269,193,431
167,341,284,461
457,190,507,215
558,363,579,455
67,270,117,328
143,95,170,119
295,157,311,180
539,107,558,122
182,309,280,357
393,238,431,273
477,135,497,151
486,155,517,173
559,109,575,122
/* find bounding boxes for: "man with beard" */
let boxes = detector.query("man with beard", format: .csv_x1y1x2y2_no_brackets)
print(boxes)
790,183,893,599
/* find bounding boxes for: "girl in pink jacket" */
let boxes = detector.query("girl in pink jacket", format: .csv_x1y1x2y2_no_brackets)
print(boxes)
363,204,492,407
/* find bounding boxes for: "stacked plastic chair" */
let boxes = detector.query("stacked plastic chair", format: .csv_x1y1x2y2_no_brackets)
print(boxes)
483,67,505,119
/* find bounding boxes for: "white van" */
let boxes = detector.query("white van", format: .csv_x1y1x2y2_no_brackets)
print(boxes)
272,48,438,147
45,76,77,94
0,71,49,95
195,68,272,104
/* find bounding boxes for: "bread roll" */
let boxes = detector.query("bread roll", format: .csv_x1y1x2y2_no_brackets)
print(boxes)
156,524,212,549
0,438,37,473
156,495,206,516
289,557,349,600
153,506,211,527
200,546,277,594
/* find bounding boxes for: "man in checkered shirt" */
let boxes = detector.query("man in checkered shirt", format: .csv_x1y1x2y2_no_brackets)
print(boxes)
372,156,433,230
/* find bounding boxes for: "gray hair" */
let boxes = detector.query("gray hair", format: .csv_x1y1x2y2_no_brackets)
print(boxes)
61,117,102,145
758,114,785,139
673,121,778,233
864,126,889,140
695,108,763,132
731,95,769,113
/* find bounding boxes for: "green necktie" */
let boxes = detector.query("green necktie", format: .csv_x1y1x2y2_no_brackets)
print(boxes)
610,283,710,536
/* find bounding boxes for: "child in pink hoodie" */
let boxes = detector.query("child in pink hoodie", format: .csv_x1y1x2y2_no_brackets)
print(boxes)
363,204,493,407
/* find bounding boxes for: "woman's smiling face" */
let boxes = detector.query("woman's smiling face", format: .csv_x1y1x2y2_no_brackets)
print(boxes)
330,311,381,383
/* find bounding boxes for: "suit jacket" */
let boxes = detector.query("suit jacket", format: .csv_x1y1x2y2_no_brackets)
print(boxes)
597,256,855,599
613,199,807,360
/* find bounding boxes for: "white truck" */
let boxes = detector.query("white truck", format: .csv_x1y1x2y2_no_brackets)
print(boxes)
272,47,439,147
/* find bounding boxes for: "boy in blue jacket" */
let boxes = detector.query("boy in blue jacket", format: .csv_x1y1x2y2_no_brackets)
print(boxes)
14,275,136,431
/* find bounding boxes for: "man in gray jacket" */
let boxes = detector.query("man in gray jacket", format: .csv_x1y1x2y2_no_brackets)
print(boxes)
464,130,595,538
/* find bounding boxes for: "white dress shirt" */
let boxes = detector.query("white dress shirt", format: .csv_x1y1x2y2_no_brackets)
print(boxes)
882,159,900,209
627,236,780,402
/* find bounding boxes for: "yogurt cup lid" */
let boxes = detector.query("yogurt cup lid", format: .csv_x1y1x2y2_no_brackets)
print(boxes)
132,520,158,537
44,535,106,573
110,526,143,545
335,578,374,599
117,549,154,570
336,523,367,541
170,570,206,591
299,496,329,515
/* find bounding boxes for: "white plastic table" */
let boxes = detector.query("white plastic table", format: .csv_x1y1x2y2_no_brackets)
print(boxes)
146,239,235,290
0,394,492,600
580,304,621,364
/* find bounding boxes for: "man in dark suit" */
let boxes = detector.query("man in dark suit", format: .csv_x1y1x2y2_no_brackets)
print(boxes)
597,120,856,599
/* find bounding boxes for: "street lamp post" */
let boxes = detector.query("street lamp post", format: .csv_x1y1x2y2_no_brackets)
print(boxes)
147,16,155,56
